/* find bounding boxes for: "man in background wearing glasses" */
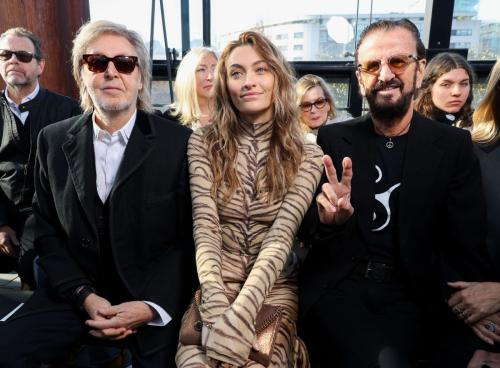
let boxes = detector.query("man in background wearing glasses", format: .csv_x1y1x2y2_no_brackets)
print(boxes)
0,27,80,290
298,19,495,367
0,20,197,368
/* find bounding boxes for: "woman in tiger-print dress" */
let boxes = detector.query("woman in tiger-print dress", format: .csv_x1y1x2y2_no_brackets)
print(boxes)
176,31,324,368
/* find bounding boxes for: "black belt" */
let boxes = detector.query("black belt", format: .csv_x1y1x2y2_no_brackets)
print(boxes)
353,261,398,282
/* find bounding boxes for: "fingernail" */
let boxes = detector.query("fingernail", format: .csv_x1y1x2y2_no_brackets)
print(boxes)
254,342,260,350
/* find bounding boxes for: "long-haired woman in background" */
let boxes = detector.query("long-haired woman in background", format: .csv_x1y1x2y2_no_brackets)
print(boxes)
163,47,217,130
176,31,323,368
415,52,475,127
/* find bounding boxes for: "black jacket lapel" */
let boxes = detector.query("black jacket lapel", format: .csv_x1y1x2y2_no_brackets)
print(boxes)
61,114,97,234
110,110,155,196
398,111,443,248
342,115,376,245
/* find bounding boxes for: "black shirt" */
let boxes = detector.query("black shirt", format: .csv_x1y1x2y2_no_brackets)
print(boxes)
365,132,407,264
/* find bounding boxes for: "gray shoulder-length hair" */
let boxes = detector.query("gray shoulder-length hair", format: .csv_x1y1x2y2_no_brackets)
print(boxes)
72,20,153,114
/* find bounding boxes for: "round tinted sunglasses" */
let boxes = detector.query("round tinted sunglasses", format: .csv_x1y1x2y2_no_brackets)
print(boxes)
299,98,328,112
82,54,138,74
357,54,420,76
0,49,40,63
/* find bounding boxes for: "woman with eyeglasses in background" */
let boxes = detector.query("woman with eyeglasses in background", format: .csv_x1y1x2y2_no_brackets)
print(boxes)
162,47,217,130
443,58,500,368
415,52,475,128
296,74,351,142
176,31,323,368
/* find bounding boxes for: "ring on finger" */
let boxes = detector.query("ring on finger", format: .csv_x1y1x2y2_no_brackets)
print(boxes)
454,305,463,314
461,310,468,319
485,322,496,332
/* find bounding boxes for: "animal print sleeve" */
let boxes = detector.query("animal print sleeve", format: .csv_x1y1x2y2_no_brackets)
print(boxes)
205,141,324,366
187,129,230,324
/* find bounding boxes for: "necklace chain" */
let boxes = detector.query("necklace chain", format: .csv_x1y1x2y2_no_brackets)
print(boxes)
373,121,411,149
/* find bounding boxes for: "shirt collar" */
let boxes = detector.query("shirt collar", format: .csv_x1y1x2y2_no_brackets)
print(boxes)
4,83,40,106
92,109,137,144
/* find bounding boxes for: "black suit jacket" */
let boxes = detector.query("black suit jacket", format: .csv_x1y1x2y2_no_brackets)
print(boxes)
16,111,197,356
298,111,492,322
474,143,500,275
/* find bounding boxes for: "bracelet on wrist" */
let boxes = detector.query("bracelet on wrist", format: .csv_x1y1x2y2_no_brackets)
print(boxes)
73,285,96,311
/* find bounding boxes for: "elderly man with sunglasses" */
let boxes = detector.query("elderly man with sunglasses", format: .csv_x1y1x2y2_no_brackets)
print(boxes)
298,19,495,367
0,27,81,290
0,20,197,368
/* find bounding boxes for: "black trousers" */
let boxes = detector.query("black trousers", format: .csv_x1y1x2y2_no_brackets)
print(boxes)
0,309,177,368
303,272,423,368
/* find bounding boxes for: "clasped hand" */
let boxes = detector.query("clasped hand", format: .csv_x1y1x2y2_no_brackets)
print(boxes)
207,336,260,368
447,281,500,346
316,155,354,226
0,225,20,258
83,294,158,340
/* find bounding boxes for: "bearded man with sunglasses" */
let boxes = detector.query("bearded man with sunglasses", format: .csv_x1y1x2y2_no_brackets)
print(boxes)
0,21,197,368
0,27,81,290
298,19,494,367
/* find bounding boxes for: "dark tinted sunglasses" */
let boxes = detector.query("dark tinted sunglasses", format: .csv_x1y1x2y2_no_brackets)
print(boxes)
82,54,138,74
0,49,40,63
357,54,420,76
299,98,328,112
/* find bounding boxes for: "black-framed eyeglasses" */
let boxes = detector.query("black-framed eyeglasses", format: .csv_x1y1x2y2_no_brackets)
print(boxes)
357,54,420,76
299,98,328,112
82,54,138,74
0,49,40,63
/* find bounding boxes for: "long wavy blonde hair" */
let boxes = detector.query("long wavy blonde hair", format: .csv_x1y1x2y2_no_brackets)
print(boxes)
472,58,500,146
169,47,218,126
204,31,304,203
296,74,337,134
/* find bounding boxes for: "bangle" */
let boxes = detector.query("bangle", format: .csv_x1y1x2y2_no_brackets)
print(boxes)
73,285,96,311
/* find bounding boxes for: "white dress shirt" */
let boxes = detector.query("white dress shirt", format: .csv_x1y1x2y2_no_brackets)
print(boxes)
92,110,171,327
4,83,40,124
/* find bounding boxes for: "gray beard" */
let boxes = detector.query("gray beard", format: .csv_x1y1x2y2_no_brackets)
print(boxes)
92,90,139,113
365,71,417,125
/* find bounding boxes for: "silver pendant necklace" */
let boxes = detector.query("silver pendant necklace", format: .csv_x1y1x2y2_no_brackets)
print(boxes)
373,121,411,149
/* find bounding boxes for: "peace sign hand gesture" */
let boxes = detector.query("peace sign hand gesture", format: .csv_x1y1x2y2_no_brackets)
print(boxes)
316,155,354,226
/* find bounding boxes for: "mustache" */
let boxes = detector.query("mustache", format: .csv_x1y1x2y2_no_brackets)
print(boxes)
372,79,404,92
7,67,25,74
99,82,122,90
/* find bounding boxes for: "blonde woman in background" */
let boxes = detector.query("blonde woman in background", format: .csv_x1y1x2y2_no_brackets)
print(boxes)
163,47,217,130
445,59,500,368
296,74,351,142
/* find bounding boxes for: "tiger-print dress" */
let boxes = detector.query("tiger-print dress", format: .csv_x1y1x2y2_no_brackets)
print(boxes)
176,119,324,368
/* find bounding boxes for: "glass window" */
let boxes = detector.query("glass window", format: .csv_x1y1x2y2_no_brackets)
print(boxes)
472,75,488,109
294,45,304,50
189,0,204,49
324,77,351,114
151,80,175,112
451,0,500,60
450,41,471,48
452,29,473,36
210,0,430,62
90,0,184,60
